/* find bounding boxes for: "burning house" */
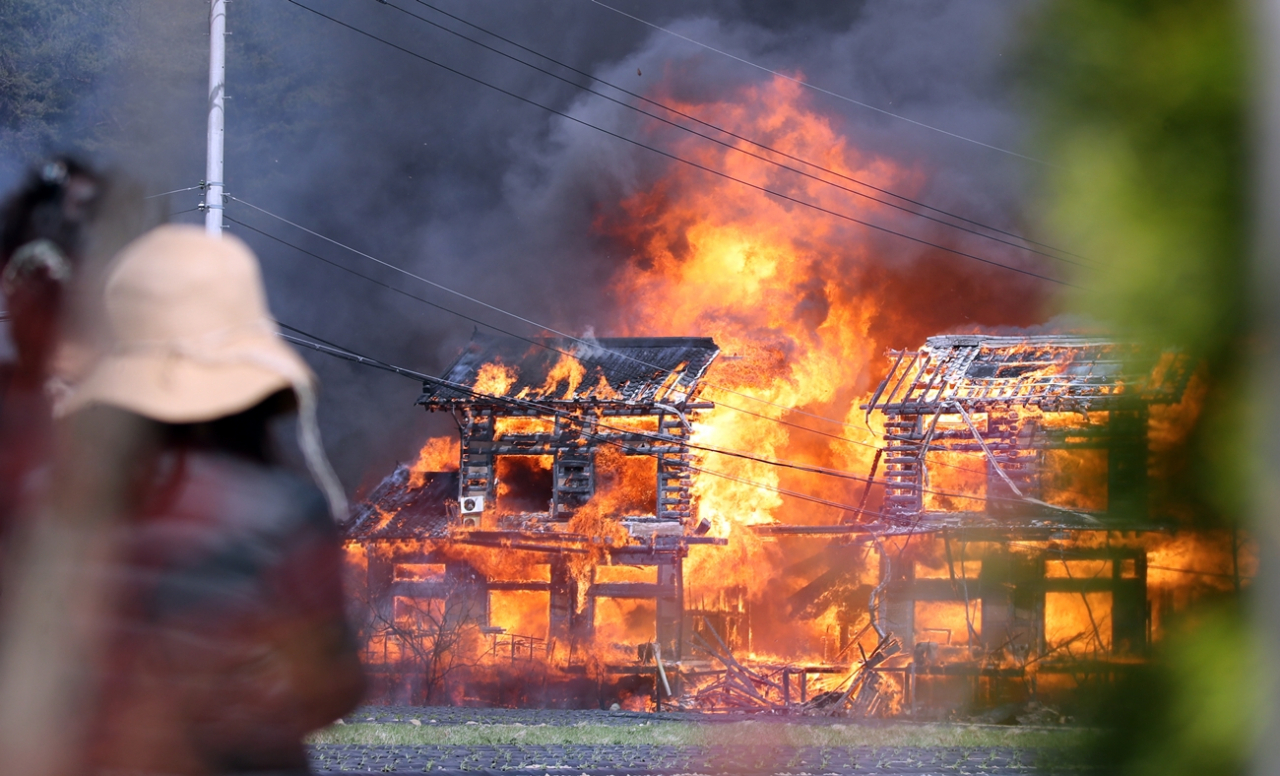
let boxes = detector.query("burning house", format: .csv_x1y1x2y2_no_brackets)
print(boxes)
841,334,1219,712
345,330,1248,715
344,332,730,703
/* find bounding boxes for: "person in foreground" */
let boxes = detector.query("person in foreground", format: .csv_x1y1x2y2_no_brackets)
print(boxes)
0,157,109,553
60,224,364,774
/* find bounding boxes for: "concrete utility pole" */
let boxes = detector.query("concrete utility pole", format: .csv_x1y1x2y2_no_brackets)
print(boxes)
1254,0,1280,772
204,0,227,236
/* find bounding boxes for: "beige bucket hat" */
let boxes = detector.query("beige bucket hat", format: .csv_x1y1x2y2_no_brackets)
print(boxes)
62,224,347,519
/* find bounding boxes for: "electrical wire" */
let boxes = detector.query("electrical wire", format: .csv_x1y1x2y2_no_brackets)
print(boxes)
585,0,1051,167
1003,541,1253,583
230,197,865,432
228,196,1028,447
227,207,990,480
294,312,1238,583
145,185,203,200
274,320,1071,514
687,463,893,517
251,3,1083,522
410,0,1076,260
276,319,881,488
229,215,512,338
388,0,1087,268
280,0,1073,287
277,323,897,521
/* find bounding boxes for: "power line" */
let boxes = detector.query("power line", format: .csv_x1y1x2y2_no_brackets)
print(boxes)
228,204,989,479
286,324,1227,580
281,0,1073,287
387,0,1087,269
276,323,904,521
688,463,883,517
1005,541,1253,583
145,185,203,200
228,215,512,338
410,0,1071,258
275,319,1047,512
230,196,868,431
585,0,1051,167
277,316,880,488
277,322,931,522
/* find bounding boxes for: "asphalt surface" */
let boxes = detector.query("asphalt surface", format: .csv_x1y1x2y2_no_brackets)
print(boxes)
308,707,1087,775
310,743,1049,774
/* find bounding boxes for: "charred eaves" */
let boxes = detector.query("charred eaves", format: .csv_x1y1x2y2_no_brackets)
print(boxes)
417,332,720,527
860,334,1192,527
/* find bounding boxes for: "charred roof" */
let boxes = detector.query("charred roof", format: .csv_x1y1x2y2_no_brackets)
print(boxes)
417,331,720,410
864,334,1191,415
344,467,457,541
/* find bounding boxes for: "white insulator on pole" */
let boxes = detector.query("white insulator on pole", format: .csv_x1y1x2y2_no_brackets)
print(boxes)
204,0,227,236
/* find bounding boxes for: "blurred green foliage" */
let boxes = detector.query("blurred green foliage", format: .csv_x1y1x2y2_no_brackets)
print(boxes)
1029,0,1249,521
1030,0,1247,361
1084,604,1259,776
1026,0,1255,774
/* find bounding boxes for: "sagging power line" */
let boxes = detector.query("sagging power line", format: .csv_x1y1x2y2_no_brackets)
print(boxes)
273,319,1036,513
281,0,1074,288
228,197,994,484
584,0,1052,167
386,0,1087,269
276,323,900,522
227,201,989,481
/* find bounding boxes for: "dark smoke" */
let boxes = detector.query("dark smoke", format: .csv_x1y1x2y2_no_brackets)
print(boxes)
0,0,1052,495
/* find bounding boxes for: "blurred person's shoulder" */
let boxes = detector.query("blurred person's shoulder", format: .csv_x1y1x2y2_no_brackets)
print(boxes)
156,448,334,540
0,362,14,400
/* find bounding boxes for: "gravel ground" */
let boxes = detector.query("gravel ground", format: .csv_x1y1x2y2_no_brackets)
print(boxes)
308,707,1090,775
310,742,1051,773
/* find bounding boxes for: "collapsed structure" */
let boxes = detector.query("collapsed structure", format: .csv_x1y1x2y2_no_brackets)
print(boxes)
346,333,727,701
345,331,1245,715
845,335,1209,712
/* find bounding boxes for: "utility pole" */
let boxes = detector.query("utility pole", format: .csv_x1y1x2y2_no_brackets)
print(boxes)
204,0,227,236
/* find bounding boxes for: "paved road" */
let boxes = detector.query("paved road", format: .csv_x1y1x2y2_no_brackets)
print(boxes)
309,707,1087,774
311,742,1054,773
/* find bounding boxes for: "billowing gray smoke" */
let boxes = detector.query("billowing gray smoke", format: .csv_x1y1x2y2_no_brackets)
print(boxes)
0,0,1050,495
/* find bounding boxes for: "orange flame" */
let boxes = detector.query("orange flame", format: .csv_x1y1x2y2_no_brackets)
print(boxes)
474,360,519,396
540,353,586,400
408,436,459,489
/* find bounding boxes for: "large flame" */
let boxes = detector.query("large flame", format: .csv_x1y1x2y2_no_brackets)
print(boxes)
601,77,902,536
345,73,1231,711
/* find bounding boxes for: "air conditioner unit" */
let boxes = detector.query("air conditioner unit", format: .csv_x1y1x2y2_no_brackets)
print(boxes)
460,495,485,514
461,514,480,528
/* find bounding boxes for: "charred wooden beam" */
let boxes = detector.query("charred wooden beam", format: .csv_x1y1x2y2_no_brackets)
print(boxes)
452,537,591,554
656,558,684,663
485,581,553,592
549,557,593,648
588,582,678,599
390,580,450,598
459,530,593,544
751,524,873,536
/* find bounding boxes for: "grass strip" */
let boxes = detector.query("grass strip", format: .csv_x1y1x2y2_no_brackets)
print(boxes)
309,720,1091,750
